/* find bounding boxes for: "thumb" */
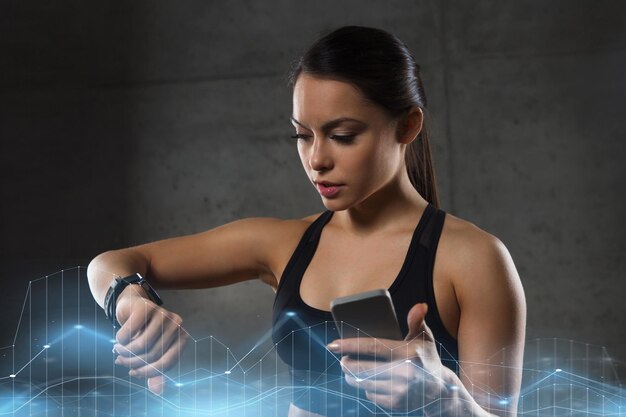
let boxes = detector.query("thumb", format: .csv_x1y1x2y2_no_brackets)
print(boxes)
404,303,429,341
148,375,166,395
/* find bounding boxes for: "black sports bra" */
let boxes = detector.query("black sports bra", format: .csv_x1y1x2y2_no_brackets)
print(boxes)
271,204,458,416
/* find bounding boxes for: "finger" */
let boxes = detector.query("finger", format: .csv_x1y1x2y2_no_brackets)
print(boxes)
335,340,420,365
116,323,184,368
341,356,392,378
120,312,162,356
120,310,182,357
328,337,398,360
116,308,151,346
130,333,188,378
148,375,166,395
116,313,183,362
364,391,397,410
342,356,417,381
404,303,434,342
345,373,395,394
116,336,172,368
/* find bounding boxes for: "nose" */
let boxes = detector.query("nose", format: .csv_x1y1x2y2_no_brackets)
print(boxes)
309,138,333,172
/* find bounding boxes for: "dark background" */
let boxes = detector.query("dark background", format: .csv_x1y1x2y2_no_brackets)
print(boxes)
2,1,625,370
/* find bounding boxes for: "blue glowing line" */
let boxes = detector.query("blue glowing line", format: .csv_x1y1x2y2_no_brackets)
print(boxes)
12,283,31,346
13,347,48,376
2,268,626,416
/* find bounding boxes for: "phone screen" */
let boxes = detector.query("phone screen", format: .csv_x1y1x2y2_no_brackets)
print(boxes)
330,289,403,341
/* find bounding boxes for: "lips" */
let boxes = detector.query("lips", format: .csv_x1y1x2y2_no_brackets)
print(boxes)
315,180,341,187
314,180,343,198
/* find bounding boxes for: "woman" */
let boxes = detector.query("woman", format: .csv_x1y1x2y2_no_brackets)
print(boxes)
87,26,525,416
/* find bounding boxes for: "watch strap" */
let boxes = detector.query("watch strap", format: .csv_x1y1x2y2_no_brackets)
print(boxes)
103,273,163,329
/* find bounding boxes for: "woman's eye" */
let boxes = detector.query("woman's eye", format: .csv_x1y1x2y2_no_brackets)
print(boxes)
289,133,356,143
290,133,311,140
330,134,356,144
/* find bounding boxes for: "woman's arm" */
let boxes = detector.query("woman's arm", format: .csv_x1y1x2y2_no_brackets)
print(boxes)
86,216,308,394
86,216,312,304
450,232,526,416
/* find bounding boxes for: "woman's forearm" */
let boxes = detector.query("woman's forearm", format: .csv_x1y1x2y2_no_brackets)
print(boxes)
425,368,503,417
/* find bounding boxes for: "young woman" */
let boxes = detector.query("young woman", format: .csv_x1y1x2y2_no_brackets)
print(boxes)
87,26,525,416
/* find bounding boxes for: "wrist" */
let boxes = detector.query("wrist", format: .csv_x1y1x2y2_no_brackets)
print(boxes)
103,273,163,329
114,284,152,327
117,283,149,303
424,367,496,417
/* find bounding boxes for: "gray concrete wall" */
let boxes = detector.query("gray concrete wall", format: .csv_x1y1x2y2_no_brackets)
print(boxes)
2,1,625,365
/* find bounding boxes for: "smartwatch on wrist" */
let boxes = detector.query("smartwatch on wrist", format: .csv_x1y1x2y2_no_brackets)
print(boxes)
103,273,163,329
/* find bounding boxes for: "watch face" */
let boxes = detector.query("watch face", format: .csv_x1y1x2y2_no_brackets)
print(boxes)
139,281,163,306
119,273,143,285
113,274,162,306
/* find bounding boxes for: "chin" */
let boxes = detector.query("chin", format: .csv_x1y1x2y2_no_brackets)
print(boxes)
319,197,351,212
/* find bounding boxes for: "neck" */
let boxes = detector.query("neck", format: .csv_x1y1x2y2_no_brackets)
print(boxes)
336,169,429,234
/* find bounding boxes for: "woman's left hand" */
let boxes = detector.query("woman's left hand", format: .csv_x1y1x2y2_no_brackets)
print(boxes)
327,303,452,412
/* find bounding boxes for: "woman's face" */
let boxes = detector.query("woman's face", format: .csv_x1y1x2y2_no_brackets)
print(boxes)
292,74,406,212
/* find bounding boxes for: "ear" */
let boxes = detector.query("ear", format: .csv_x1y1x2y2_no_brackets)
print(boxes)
396,107,423,145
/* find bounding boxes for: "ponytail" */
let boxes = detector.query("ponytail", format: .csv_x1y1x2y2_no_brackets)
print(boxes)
406,111,440,209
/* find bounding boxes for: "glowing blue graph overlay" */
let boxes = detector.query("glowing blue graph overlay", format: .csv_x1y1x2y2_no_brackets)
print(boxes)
0,267,624,416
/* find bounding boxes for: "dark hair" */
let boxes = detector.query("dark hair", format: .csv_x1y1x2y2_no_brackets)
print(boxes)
288,26,440,208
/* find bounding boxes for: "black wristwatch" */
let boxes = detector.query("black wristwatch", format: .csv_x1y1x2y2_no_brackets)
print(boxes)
103,273,163,329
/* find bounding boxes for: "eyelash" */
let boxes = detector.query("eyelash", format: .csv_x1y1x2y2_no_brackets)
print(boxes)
290,134,356,144
290,134,309,140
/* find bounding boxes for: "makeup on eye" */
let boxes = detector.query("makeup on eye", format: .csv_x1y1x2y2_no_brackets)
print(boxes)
329,133,356,144
289,117,365,144
289,132,357,144
290,116,367,136
290,133,311,140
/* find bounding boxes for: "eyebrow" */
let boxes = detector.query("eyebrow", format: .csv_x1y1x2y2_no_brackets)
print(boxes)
290,116,367,132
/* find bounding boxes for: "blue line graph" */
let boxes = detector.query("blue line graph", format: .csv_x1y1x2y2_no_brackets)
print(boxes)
1,267,625,416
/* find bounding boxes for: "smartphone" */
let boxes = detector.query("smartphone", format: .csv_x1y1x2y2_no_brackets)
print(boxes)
330,289,403,340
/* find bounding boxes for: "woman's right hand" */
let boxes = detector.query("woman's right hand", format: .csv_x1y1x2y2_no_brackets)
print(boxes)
86,217,297,393
112,285,189,395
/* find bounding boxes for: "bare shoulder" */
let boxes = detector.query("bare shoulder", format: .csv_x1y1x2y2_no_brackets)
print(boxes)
438,212,524,308
233,212,321,243
439,212,507,263
233,213,324,288
272,211,324,248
